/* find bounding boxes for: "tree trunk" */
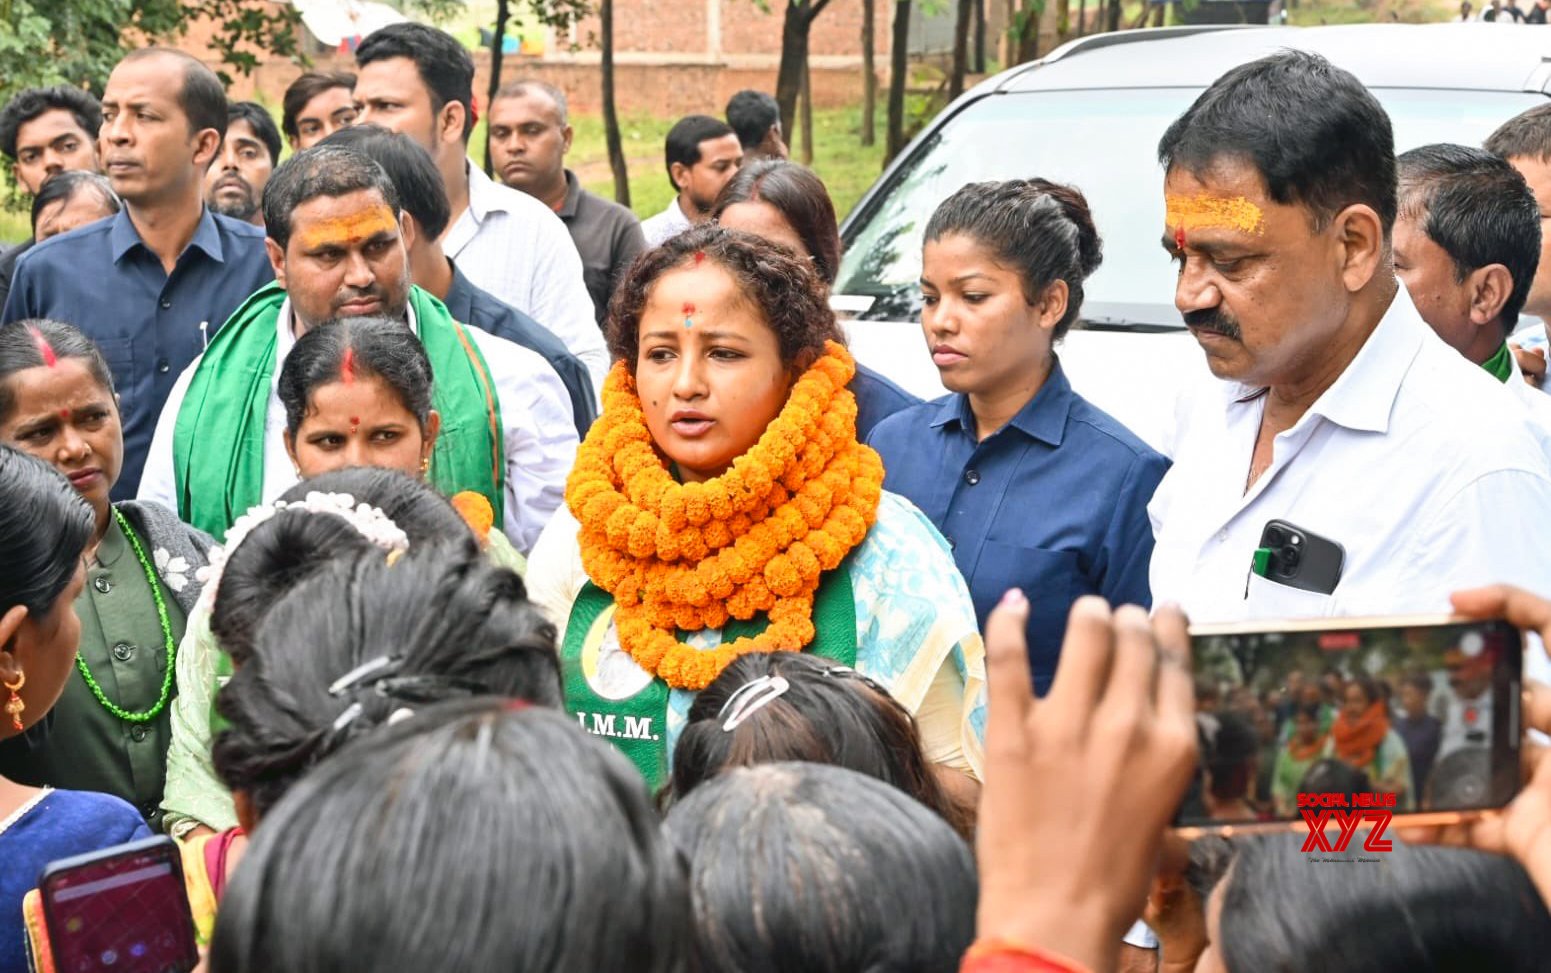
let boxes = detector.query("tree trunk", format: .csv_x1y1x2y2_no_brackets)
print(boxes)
972,0,986,73
1076,0,1086,34
1055,0,1071,44
1106,0,1121,31
861,0,876,146
949,0,972,98
1015,0,1042,63
799,57,815,164
774,2,810,144
886,0,911,161
601,0,630,206
483,0,510,177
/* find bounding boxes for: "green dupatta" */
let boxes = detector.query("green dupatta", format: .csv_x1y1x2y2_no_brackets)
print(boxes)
172,282,505,538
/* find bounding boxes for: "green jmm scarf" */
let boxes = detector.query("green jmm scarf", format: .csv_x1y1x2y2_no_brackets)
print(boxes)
1483,342,1515,384
172,282,505,539
562,568,858,792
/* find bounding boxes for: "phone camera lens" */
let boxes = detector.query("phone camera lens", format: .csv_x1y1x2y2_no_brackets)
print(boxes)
1265,527,1285,546
1282,546,1301,569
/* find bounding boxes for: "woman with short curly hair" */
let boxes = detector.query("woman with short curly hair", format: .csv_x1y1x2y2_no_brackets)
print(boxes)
527,225,986,795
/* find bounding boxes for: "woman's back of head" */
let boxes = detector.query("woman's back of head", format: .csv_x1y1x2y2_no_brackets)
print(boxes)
209,698,688,973
671,652,971,837
0,445,92,615
711,160,842,285
1217,836,1551,973
210,467,475,664
663,761,977,973
213,540,560,820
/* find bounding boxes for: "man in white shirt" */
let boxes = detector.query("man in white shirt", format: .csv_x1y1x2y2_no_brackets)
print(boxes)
640,115,743,247
351,23,607,386
139,144,577,554
1393,144,1551,424
1487,106,1551,396
1149,51,1551,624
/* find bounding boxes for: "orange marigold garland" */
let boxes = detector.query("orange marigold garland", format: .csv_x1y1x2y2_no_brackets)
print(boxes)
450,491,495,541
567,340,884,691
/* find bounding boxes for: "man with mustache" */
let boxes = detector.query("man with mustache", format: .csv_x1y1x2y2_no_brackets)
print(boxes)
1,49,274,497
204,101,280,227
138,145,578,553
1147,51,1551,625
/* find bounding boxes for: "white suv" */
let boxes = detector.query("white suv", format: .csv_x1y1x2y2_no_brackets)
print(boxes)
837,23,1551,449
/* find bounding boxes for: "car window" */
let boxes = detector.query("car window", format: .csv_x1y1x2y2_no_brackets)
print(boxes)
837,86,1547,326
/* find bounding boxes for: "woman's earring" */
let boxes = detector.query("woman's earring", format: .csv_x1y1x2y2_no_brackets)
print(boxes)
420,456,431,476
4,670,25,731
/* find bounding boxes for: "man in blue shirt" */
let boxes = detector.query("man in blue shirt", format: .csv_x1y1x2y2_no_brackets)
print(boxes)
2,49,273,497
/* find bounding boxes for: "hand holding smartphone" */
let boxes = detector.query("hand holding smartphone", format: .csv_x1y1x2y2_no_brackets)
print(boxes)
37,835,198,973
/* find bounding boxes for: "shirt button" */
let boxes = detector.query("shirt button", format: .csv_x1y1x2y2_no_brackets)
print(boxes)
112,642,135,662
945,534,957,549
141,802,157,817
159,298,172,309
157,359,170,374
964,469,981,486
129,725,147,742
94,577,112,594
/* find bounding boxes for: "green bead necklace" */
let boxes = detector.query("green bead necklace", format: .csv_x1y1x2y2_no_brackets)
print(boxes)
73,507,177,724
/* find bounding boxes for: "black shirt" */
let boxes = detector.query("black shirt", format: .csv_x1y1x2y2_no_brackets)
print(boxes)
0,238,34,313
556,170,646,327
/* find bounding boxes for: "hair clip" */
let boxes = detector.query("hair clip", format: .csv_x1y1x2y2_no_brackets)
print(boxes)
372,673,488,703
718,674,790,731
328,655,402,697
387,707,416,726
330,701,365,735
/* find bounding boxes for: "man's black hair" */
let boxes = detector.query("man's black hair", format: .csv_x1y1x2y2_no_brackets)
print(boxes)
1486,104,1551,165
725,90,780,151
1158,50,1397,232
282,71,357,141
321,124,450,240
29,169,118,236
1399,143,1542,334
262,144,401,252
356,23,476,142
228,101,283,166
664,114,736,190
0,86,102,162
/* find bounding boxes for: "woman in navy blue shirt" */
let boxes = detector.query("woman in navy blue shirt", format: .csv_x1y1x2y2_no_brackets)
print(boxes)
868,180,1168,694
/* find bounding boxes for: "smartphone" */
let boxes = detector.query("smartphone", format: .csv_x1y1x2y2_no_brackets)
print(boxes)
38,835,198,973
1175,615,1522,838
1253,520,1345,595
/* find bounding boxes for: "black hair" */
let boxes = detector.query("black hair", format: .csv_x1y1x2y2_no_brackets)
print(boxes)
261,144,401,252
1398,143,1542,333
1344,674,1382,707
356,23,476,142
227,101,283,165
120,48,228,142
494,79,568,127
0,445,92,619
1158,50,1397,232
209,699,689,973
0,85,102,162
724,90,780,151
1292,701,1324,723
664,114,737,190
1400,672,1434,697
670,653,972,838
663,762,977,973
320,124,450,239
0,319,116,426
1486,103,1551,164
212,541,559,820
1218,836,1551,972
278,316,434,437
713,161,842,284
281,71,356,142
29,170,119,238
1296,758,1373,806
209,467,471,667
607,224,839,371
1186,835,1236,905
1202,710,1259,802
925,179,1102,340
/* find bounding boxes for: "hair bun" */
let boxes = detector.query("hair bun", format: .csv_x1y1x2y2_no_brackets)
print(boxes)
1028,178,1103,278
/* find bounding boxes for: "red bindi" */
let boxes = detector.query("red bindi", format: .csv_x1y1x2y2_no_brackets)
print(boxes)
1175,226,1187,251
682,302,696,329
693,251,706,266
58,409,70,420
349,416,360,428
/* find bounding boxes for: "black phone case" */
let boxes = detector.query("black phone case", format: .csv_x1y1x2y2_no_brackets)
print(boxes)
1259,519,1345,595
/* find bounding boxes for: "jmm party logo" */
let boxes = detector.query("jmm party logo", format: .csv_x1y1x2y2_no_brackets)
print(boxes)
1298,792,1396,853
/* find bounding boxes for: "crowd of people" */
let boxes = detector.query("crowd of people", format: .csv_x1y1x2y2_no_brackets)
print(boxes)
4,18,1551,973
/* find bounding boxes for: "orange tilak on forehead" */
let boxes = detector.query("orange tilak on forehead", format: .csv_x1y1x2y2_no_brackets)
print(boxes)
1166,193,1266,244
295,206,397,252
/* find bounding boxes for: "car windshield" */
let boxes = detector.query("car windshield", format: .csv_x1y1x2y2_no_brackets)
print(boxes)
836,87,1548,325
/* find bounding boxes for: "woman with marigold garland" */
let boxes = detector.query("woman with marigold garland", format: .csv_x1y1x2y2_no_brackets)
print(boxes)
527,225,986,794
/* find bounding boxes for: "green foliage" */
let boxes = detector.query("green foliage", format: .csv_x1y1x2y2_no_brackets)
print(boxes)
0,0,303,100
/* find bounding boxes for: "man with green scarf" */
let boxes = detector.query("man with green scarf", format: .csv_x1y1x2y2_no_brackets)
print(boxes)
138,144,577,552
1394,143,1551,427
